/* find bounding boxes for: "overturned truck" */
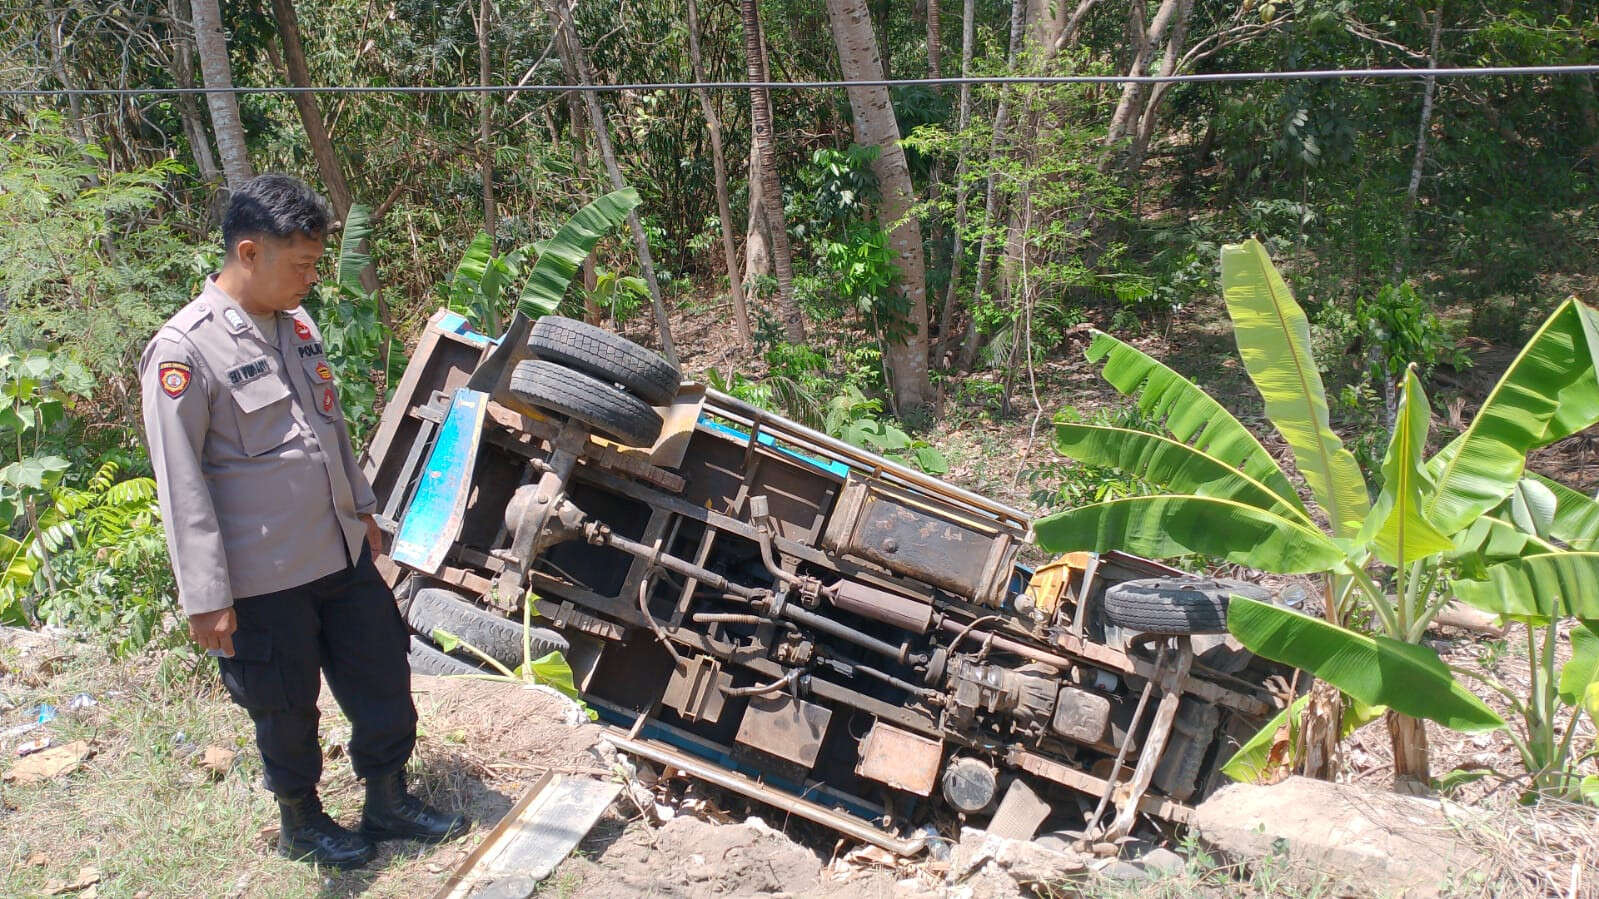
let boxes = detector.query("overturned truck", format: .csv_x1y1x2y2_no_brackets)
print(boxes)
364,311,1284,852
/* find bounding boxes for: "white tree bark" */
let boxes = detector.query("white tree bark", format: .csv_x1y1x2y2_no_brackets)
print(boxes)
826,0,932,415
688,0,752,345
189,0,252,189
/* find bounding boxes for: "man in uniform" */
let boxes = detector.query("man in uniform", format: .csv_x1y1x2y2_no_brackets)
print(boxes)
141,174,466,869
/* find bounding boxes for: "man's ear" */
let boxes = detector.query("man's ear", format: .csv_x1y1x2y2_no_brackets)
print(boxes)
234,237,260,271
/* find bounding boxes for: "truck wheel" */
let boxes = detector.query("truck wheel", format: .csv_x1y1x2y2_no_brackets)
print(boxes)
407,636,485,677
1100,578,1271,636
406,586,570,669
509,359,664,448
528,316,681,406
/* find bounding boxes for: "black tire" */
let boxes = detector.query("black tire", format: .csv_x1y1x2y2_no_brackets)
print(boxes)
528,316,681,406
407,636,485,677
406,586,570,669
509,359,663,448
1100,577,1271,636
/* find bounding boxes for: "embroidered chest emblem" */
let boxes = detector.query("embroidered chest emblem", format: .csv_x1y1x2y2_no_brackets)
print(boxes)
293,319,313,341
321,386,337,413
314,361,333,382
225,357,272,386
158,361,191,398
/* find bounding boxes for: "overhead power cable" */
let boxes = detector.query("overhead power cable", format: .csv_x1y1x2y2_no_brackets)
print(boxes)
4,64,1599,98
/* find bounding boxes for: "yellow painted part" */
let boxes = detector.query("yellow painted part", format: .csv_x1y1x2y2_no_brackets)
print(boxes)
1025,552,1093,617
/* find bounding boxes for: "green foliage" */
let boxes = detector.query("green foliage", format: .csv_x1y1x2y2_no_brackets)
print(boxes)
823,386,947,474
441,188,643,336
1020,404,1158,513
0,113,191,397
35,460,177,657
1037,240,1599,795
431,597,595,719
1355,282,1470,386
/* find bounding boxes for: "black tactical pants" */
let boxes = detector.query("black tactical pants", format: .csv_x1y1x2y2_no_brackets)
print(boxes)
216,547,416,797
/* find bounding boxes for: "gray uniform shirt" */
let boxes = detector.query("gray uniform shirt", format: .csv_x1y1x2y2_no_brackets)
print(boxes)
140,278,376,615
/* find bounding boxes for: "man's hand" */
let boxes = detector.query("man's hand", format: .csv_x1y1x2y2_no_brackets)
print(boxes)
189,607,237,657
361,513,384,556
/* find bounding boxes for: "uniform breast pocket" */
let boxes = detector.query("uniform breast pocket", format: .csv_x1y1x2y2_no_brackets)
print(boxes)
302,358,340,421
228,376,297,456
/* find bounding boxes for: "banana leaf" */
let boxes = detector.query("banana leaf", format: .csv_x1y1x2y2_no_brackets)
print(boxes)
1221,691,1385,784
1425,298,1599,534
1526,473,1599,551
1508,477,1558,540
1033,495,1344,574
1227,596,1504,732
1083,331,1306,516
1054,423,1308,523
336,202,373,296
451,231,493,291
1221,239,1370,539
1560,623,1599,707
518,187,641,318
1450,552,1599,621
1449,515,1559,577
1357,367,1453,567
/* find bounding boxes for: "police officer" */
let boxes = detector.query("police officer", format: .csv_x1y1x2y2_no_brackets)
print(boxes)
140,175,466,869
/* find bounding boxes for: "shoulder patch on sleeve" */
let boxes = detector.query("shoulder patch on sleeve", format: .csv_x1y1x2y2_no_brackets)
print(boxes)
158,361,193,398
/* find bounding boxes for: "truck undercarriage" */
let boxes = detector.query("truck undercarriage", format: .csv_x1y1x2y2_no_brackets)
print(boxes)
364,310,1285,852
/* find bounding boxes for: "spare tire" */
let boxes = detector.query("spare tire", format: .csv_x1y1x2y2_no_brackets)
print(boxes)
509,359,663,448
1100,577,1271,635
528,316,681,406
406,586,569,669
407,636,485,677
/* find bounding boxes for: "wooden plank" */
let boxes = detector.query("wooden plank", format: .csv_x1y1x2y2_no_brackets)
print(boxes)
432,772,621,899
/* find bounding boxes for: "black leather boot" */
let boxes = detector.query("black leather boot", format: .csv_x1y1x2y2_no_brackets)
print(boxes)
276,791,377,869
360,769,468,843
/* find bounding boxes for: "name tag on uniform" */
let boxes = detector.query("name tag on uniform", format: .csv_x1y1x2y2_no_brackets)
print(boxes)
225,356,273,387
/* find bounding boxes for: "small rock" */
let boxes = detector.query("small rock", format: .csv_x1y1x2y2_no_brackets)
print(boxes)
26,851,48,867
1138,847,1185,875
1090,841,1118,857
1100,860,1147,881
199,746,236,778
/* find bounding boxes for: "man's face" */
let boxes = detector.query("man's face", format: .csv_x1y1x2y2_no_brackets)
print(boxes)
235,232,326,311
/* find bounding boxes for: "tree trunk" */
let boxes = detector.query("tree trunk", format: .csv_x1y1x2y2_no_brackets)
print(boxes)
1396,2,1444,280
925,0,943,83
1126,0,1192,175
1387,710,1431,788
826,0,933,416
744,142,773,292
688,0,753,345
189,0,253,189
1103,0,1181,167
936,0,976,356
741,0,805,342
956,0,1027,371
545,0,677,363
268,0,352,215
265,0,383,303
169,0,222,187
477,0,497,239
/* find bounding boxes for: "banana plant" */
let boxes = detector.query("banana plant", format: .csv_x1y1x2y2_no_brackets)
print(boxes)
1036,238,1599,789
443,187,644,335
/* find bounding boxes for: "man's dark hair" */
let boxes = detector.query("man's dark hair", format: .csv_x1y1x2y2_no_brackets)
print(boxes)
222,174,332,256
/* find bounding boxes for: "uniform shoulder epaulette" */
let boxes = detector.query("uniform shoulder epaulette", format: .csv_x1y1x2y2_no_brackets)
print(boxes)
160,298,215,337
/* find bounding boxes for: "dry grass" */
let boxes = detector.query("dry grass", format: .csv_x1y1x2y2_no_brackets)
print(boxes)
0,634,497,898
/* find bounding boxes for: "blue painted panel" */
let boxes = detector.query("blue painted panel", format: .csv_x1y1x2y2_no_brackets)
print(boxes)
697,417,852,479
435,310,494,347
392,388,488,573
